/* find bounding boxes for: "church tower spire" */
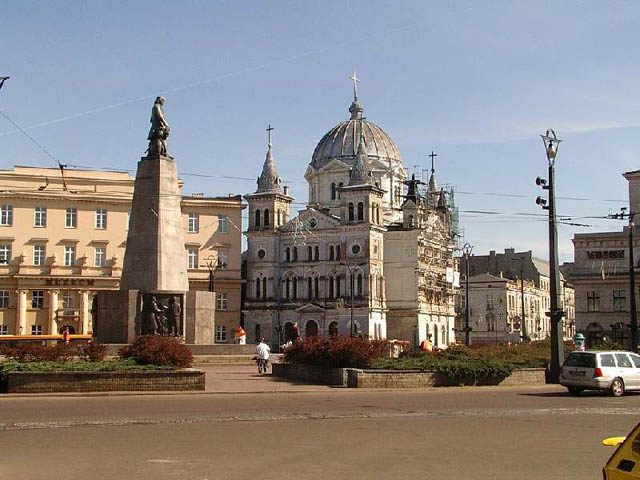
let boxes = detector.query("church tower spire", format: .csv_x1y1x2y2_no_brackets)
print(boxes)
256,124,282,194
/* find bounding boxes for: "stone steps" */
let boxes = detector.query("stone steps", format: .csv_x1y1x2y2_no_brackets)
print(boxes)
193,354,284,365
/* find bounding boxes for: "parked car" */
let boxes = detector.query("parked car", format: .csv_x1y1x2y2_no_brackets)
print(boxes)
602,422,640,479
559,350,640,397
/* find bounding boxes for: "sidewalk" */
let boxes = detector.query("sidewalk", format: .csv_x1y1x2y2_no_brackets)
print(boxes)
197,364,335,393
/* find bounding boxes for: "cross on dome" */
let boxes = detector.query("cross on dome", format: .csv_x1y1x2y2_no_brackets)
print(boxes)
266,124,274,146
350,70,360,101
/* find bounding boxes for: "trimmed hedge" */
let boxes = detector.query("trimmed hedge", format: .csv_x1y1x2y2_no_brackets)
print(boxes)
0,358,174,375
284,336,388,368
118,335,193,368
0,341,107,363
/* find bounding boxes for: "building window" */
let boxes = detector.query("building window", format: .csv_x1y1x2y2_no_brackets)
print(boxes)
331,183,337,200
587,291,600,312
613,290,627,312
64,245,76,266
336,245,341,260
0,325,7,335
34,206,47,227
95,208,107,229
33,244,46,266
314,245,319,261
264,208,270,227
357,274,363,297
255,278,261,299
215,325,227,342
32,290,44,309
217,214,228,233
65,207,77,228
292,247,298,262
218,251,228,270
216,292,228,311
0,244,12,264
307,245,312,261
0,290,9,308
255,209,261,228
31,325,43,335
285,247,291,262
62,292,74,309
357,202,364,221
348,203,354,222
188,248,199,269
188,213,199,233
94,246,106,267
329,245,334,261
0,205,13,226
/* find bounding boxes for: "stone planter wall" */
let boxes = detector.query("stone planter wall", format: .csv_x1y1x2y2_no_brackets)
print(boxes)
272,364,547,389
271,363,348,386
2,369,205,393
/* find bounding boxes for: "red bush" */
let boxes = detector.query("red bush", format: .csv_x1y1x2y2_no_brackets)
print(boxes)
76,341,107,362
283,336,387,368
0,343,76,362
118,335,193,368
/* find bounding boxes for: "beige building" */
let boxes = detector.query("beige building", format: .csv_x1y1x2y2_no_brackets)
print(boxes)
564,169,640,347
0,166,244,343
458,249,575,343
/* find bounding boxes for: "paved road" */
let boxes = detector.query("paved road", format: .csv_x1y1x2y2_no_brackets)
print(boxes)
1,371,639,479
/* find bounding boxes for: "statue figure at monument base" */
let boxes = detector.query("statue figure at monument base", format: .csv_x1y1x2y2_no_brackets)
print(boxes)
147,96,170,157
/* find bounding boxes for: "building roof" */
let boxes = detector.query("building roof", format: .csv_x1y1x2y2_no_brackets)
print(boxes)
255,143,283,194
310,99,403,170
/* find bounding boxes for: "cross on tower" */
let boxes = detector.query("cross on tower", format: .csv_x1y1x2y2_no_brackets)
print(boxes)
350,70,360,101
428,151,438,172
266,124,274,146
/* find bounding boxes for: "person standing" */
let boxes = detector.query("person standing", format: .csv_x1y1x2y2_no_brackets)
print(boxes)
291,322,300,342
62,326,71,345
255,338,271,374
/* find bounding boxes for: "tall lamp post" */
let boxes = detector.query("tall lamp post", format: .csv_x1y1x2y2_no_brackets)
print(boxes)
462,243,473,346
514,257,528,342
536,129,564,382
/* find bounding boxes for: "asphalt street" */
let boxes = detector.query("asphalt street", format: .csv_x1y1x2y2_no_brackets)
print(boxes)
1,373,638,479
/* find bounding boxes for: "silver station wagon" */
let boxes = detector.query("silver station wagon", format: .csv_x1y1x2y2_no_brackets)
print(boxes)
559,350,640,397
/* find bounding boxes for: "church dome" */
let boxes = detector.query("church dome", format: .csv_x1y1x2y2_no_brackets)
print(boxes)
311,100,403,169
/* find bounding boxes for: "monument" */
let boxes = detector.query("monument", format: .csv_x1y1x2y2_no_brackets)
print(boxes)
96,97,215,344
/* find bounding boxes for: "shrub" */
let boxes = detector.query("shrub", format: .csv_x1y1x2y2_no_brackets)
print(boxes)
118,335,193,368
593,338,624,351
76,341,107,362
0,343,76,362
283,336,388,368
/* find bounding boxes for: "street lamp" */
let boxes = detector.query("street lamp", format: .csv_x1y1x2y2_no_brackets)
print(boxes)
538,129,564,383
341,262,366,337
462,242,473,346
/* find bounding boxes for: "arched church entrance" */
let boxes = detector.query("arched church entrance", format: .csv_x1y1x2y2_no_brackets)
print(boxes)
305,320,318,338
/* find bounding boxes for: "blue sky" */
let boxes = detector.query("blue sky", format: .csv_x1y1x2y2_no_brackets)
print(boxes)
2,0,640,262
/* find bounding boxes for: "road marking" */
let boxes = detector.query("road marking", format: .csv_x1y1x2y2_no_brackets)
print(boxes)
1,406,638,432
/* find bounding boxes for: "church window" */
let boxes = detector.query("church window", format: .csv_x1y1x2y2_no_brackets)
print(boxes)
329,276,334,299
309,218,317,228
308,277,312,299
331,183,337,200
286,277,291,300
264,208,270,227
338,183,343,199
329,321,338,336
308,246,312,261
357,274,363,297
336,276,341,298
293,277,298,299
357,202,364,221
314,246,319,261
262,277,267,299
286,247,291,262
255,209,261,228
336,245,341,260
256,278,261,299
409,215,414,227
348,203,354,222
352,244,361,255
329,245,334,261
258,249,266,259
292,247,298,262
314,277,319,299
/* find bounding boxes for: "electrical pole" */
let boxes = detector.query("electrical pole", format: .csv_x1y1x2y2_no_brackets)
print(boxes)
537,129,564,383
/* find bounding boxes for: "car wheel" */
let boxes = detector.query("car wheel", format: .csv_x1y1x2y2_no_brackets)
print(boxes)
610,378,625,397
567,387,583,396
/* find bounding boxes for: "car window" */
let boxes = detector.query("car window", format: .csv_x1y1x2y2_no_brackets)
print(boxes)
600,354,616,367
630,354,640,368
564,353,596,368
615,354,633,368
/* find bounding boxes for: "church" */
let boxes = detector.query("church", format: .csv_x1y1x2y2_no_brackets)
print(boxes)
243,78,459,348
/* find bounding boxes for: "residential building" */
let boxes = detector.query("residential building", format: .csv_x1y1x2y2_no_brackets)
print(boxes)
0,166,244,342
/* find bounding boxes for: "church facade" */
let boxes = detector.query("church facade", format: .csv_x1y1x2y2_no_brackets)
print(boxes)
243,87,458,347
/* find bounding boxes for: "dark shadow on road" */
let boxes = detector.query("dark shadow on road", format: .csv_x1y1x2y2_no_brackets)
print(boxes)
519,390,640,398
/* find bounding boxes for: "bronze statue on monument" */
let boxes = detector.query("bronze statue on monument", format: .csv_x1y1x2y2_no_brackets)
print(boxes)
147,96,170,157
